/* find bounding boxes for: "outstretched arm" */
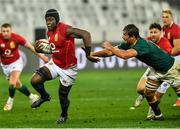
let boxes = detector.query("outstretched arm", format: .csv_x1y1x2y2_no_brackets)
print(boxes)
102,42,137,59
66,27,99,62
24,42,49,63
91,49,113,57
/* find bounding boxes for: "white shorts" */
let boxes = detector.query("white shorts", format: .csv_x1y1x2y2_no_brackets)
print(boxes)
44,59,78,87
147,60,180,86
1,57,24,79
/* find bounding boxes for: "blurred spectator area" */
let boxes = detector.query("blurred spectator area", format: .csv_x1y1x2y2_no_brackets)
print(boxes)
0,0,179,42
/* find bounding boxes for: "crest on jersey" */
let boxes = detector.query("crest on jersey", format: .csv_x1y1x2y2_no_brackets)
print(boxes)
0,43,5,48
54,33,58,42
167,32,171,40
10,41,15,49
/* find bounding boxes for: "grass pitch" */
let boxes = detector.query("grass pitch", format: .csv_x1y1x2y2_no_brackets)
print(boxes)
0,69,180,128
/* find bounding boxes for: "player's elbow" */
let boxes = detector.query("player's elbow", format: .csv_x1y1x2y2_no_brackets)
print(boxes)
82,30,91,40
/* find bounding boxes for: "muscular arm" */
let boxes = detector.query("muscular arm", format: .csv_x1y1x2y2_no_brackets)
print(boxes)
24,43,49,63
66,27,99,62
110,48,137,59
102,42,137,59
91,49,113,57
66,27,91,56
171,39,180,56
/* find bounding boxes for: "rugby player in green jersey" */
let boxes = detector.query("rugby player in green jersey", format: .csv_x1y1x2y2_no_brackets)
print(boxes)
87,24,180,120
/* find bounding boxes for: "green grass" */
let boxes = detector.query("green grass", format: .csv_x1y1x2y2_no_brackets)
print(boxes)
0,69,180,128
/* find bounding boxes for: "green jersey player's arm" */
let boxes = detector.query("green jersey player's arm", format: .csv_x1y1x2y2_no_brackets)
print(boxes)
91,49,114,57
102,42,137,59
109,48,137,59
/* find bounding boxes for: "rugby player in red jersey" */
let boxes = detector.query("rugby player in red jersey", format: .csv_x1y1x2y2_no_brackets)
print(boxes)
0,23,49,111
162,9,180,106
31,9,99,124
162,9,180,56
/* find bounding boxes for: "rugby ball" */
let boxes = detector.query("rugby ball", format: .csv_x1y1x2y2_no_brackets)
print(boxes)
36,39,49,45
35,39,51,53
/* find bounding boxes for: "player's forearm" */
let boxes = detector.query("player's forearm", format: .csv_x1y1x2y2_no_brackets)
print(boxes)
92,49,113,57
25,43,45,60
171,48,180,56
110,48,130,59
171,39,180,56
82,31,92,57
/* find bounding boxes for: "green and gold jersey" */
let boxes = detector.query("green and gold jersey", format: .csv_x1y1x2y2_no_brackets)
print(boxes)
118,38,174,72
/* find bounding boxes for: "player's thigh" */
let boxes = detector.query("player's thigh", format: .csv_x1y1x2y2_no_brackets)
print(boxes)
31,66,53,84
43,60,59,79
58,66,78,87
1,61,22,80
137,77,147,93
137,68,150,93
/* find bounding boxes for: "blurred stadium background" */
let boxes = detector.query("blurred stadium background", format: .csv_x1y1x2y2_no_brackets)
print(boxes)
0,0,180,128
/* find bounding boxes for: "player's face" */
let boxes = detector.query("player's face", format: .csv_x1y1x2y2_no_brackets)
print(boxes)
122,31,134,44
46,16,56,31
162,13,172,26
1,27,12,40
149,28,161,43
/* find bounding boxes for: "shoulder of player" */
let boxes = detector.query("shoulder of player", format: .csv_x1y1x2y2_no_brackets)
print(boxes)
160,37,169,42
171,23,180,30
11,33,26,42
158,37,169,46
135,38,155,49
57,22,71,29
137,37,148,44
11,32,24,38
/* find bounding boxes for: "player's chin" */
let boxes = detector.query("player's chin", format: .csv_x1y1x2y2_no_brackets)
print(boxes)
47,26,53,31
163,22,168,26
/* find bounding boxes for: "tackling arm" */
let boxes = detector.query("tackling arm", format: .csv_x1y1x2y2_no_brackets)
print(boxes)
91,49,113,57
102,42,138,59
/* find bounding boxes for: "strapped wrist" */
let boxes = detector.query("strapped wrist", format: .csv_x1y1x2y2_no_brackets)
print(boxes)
85,46,91,57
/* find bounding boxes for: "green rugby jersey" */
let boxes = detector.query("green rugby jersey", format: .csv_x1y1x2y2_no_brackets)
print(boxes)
118,38,174,72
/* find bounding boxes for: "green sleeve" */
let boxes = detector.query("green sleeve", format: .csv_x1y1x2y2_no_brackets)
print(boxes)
117,43,131,50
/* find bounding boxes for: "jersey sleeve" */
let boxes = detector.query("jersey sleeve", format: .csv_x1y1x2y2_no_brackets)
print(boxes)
133,41,150,56
16,34,27,46
117,42,131,50
159,38,172,55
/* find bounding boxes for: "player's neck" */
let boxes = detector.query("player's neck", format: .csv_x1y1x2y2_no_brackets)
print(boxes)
166,21,173,28
157,36,161,43
131,39,138,46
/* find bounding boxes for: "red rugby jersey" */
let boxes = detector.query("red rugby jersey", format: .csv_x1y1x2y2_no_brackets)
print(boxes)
146,37,172,55
163,22,180,55
0,33,26,65
47,22,77,69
